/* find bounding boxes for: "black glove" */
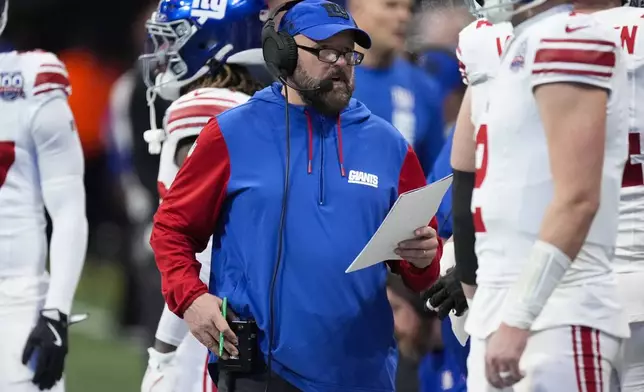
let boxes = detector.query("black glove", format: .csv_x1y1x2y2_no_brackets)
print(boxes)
22,309,69,391
423,267,468,320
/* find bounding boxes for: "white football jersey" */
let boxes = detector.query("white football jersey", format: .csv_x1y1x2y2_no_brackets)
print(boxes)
158,87,250,200
157,87,250,271
594,7,644,272
456,18,514,126
0,50,80,277
466,8,630,339
594,6,644,322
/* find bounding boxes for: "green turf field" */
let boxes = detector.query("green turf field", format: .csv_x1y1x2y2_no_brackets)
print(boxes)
65,261,145,392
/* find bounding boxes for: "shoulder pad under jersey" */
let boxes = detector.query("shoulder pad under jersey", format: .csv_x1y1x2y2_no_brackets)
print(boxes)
456,19,514,85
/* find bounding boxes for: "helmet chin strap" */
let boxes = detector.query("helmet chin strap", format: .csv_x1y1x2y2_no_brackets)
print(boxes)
143,65,210,155
144,87,165,155
154,65,211,101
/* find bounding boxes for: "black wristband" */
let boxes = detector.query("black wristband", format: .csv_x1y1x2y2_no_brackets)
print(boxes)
452,169,478,285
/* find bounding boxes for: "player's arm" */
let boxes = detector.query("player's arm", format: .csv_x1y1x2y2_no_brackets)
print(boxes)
34,95,88,315
502,32,618,330
150,119,229,317
149,135,200,350
21,93,88,390
387,145,443,292
450,87,478,299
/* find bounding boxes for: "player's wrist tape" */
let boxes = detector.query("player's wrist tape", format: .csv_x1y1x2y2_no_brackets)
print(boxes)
502,240,571,330
147,347,176,368
440,241,456,276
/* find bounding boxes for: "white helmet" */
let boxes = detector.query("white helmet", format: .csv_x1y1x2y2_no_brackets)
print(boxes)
476,0,549,23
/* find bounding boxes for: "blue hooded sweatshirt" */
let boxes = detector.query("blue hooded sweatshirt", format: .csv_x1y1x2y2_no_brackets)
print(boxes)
150,83,442,392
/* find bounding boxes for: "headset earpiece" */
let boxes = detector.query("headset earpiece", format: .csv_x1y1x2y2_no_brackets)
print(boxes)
261,0,303,79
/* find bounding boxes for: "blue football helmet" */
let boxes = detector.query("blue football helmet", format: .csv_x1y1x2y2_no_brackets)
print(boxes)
140,0,267,101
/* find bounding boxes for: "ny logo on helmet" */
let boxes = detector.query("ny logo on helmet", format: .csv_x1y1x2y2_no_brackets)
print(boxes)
190,0,227,20
322,3,349,19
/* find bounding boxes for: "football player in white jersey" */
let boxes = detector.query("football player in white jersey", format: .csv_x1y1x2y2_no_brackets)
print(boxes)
461,0,631,389
0,1,88,392
424,0,513,345
588,3,644,391
138,1,268,391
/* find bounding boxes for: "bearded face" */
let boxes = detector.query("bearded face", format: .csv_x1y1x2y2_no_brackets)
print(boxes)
291,57,355,117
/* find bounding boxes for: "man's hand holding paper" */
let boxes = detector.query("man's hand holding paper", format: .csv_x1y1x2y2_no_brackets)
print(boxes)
394,226,440,268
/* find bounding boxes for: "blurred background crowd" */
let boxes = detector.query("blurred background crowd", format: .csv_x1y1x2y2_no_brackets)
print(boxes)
0,0,475,390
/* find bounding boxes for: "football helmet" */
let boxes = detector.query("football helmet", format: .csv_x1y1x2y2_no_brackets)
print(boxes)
0,0,8,36
140,0,266,101
474,0,548,23
463,0,485,18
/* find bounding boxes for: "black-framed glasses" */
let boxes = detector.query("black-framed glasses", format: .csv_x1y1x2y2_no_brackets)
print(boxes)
297,45,364,66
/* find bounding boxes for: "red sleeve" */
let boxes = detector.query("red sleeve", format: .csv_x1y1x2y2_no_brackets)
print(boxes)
386,145,442,292
150,119,230,316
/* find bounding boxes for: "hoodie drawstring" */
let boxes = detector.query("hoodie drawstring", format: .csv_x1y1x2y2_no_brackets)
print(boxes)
306,112,314,174
336,116,346,177
304,111,346,177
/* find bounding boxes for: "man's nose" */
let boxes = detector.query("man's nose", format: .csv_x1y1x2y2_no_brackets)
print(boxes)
334,56,348,67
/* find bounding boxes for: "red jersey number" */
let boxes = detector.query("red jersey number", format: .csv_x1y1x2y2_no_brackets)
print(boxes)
473,125,488,233
0,141,15,189
623,133,644,187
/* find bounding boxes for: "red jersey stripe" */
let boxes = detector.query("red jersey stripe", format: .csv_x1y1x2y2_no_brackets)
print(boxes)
34,72,70,88
540,38,616,47
183,96,240,105
167,105,230,124
535,48,615,67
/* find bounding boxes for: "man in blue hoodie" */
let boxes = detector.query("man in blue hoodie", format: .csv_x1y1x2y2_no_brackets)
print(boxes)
150,1,443,391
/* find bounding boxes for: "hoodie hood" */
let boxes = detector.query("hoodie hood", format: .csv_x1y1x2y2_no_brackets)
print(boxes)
249,82,372,177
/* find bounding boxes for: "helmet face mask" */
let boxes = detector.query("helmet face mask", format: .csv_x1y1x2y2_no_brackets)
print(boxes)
463,0,485,18
0,0,8,36
140,16,198,100
477,0,548,23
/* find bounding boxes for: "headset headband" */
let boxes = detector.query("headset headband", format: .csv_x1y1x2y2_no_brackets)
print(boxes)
264,0,304,31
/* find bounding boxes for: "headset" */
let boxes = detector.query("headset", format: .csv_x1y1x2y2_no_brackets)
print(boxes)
261,0,303,81
261,1,303,391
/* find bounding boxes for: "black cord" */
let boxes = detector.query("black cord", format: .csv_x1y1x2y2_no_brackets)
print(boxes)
265,84,291,392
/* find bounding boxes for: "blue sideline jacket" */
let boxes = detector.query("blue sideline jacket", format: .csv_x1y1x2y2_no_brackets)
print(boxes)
150,83,443,392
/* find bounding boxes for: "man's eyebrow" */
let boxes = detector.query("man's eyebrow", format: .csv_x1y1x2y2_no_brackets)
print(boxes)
317,44,353,51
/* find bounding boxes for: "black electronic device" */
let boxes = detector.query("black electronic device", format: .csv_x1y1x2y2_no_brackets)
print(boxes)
218,320,260,374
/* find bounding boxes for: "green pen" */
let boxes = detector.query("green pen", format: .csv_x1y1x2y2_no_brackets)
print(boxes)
219,297,227,357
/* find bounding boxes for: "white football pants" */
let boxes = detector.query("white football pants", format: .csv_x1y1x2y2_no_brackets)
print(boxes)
174,331,216,392
467,325,622,392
